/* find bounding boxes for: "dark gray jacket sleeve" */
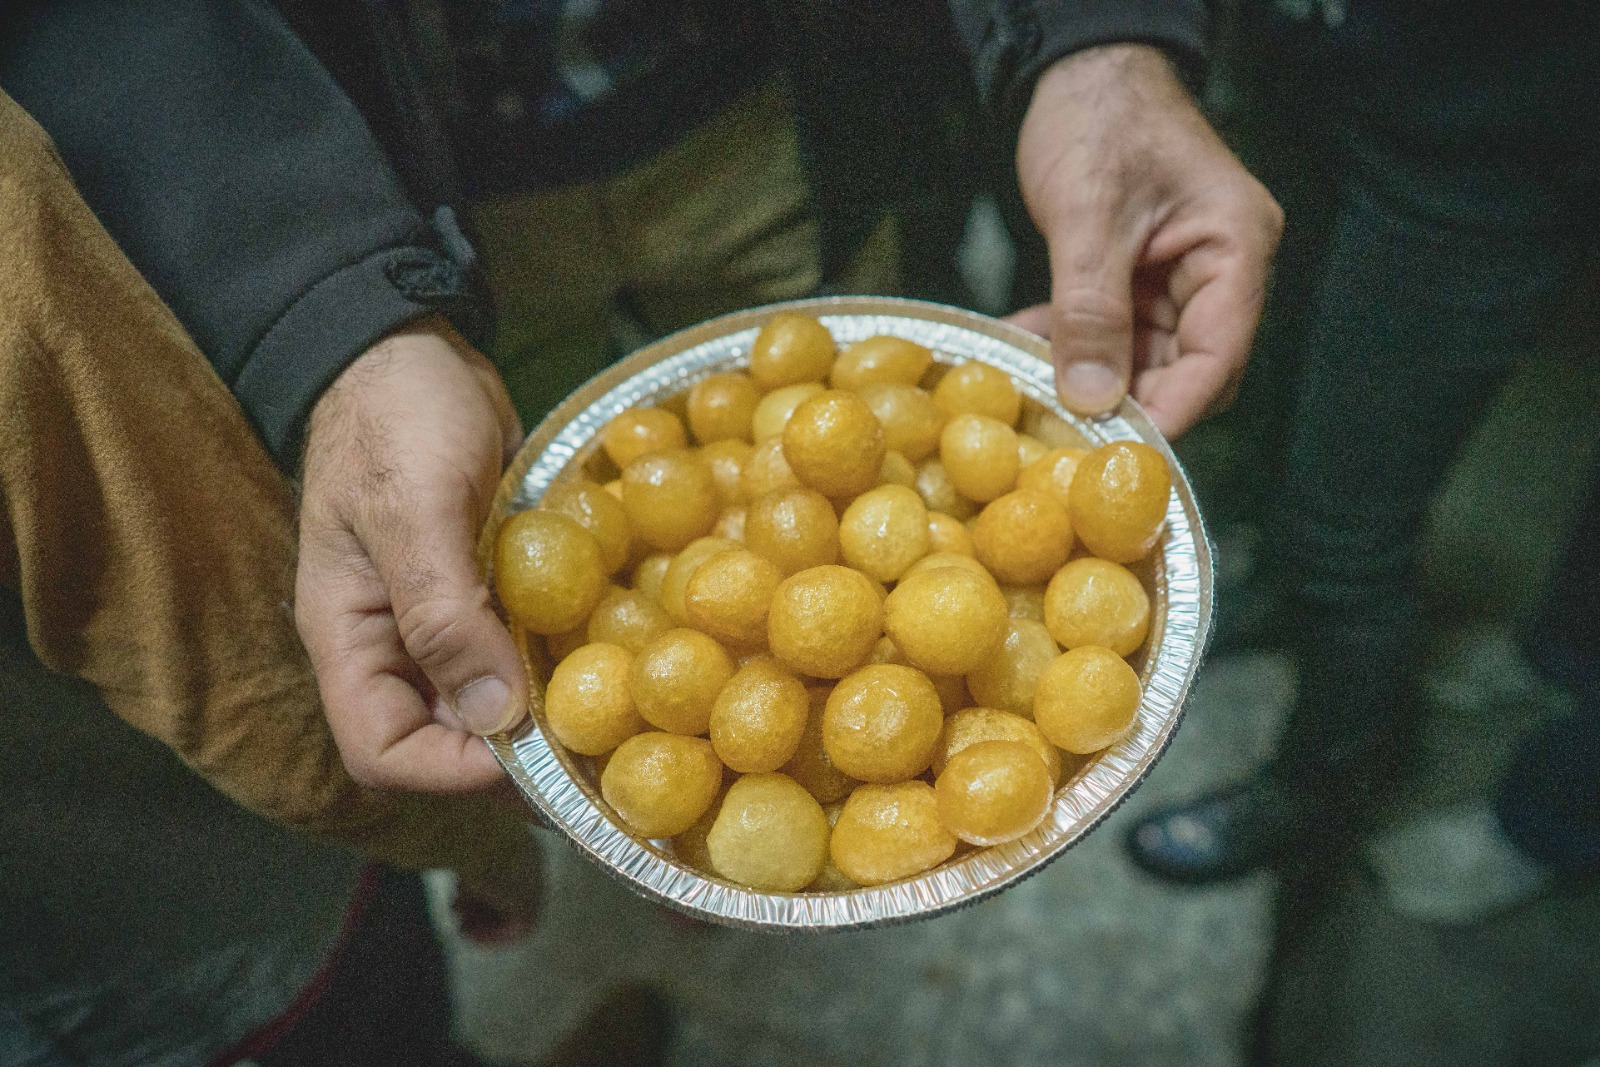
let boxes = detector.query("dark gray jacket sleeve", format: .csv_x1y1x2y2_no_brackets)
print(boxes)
0,0,480,469
946,1,1211,132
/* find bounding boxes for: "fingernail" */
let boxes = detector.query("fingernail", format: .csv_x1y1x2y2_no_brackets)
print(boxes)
456,676,517,735
1060,362,1124,416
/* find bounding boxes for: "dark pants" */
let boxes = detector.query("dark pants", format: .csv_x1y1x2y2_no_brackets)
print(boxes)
1240,6,1600,825
1498,480,1600,873
256,868,479,1067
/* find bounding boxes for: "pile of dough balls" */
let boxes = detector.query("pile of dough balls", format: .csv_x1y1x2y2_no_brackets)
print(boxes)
493,313,1172,893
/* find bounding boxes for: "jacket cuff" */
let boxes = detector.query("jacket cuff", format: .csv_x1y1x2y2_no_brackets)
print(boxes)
229,248,431,470
972,2,1211,142
231,211,486,473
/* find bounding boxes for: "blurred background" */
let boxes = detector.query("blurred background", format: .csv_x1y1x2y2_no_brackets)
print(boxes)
386,1,1600,1064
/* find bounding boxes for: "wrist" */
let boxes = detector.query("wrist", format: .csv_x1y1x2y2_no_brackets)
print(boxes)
1025,44,1188,133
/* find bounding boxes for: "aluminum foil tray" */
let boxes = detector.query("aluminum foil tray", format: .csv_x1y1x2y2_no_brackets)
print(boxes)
479,296,1213,932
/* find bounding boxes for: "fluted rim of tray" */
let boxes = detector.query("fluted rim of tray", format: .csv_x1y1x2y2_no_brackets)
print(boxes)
481,296,1213,932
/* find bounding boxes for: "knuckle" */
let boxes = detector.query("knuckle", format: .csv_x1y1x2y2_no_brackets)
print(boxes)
1054,287,1135,333
1262,193,1286,238
341,750,391,790
396,593,486,677
291,593,317,645
1243,179,1286,239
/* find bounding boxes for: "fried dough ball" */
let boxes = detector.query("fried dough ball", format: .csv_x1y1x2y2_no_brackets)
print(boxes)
838,484,930,583
899,551,995,586
864,633,947,710
782,687,857,803
1001,584,1046,622
1067,441,1172,563
1017,446,1088,509
545,625,588,665
767,565,883,678
603,479,624,500
744,487,840,576
932,359,1021,426
544,643,645,755
830,334,934,390
856,383,942,462
672,786,725,872
934,739,1053,846
878,450,917,489
586,586,673,653
659,536,740,625
742,436,802,499
1034,645,1142,753
1016,433,1049,470
884,566,1009,676
926,512,974,556
822,664,943,783
707,773,831,891
972,489,1074,585
932,676,971,717
600,731,723,838
965,618,1060,719
684,548,782,647
808,802,860,891
940,413,1020,503
712,506,747,542
863,637,969,714
621,450,719,551
933,706,1062,785
632,552,674,604
752,382,826,442
601,407,688,468
542,477,632,574
1043,557,1151,657
913,457,976,520
748,312,835,389
829,781,957,886
782,390,886,500
687,372,761,443
495,509,607,635
630,628,735,735
709,657,809,772
700,439,754,506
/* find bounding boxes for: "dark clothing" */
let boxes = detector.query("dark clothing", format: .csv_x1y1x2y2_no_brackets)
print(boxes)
411,0,773,196
251,870,469,1067
0,0,1210,469
947,0,1208,134
1236,6,1600,813
1498,481,1600,874
0,1,484,470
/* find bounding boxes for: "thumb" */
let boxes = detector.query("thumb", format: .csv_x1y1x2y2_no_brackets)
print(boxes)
363,498,529,737
1043,217,1141,419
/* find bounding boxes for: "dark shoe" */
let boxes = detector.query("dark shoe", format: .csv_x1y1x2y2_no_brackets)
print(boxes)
540,983,674,1067
1123,774,1324,885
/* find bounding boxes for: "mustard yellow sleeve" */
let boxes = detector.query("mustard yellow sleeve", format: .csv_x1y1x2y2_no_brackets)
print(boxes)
0,90,539,911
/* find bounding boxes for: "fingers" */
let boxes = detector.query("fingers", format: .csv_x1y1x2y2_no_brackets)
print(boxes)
1134,236,1273,438
356,478,529,740
295,530,508,793
1003,302,1054,340
295,322,530,795
1043,217,1143,420
1133,350,1239,439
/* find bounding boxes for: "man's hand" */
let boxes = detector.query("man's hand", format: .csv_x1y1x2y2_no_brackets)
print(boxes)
296,317,526,793
1011,45,1283,439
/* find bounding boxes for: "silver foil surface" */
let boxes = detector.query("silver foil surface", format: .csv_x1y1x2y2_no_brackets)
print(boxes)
480,296,1214,932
